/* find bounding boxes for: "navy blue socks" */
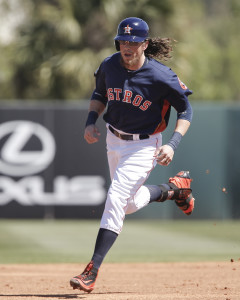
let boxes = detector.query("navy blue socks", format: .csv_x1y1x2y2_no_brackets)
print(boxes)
91,228,118,270
146,183,170,202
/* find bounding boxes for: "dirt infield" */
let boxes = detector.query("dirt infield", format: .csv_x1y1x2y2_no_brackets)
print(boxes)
0,262,239,300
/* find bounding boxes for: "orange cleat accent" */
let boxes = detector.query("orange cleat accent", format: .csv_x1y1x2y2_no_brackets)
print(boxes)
169,171,195,215
70,261,98,293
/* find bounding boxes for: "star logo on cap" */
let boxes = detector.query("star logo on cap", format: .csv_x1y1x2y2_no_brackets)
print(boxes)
124,25,133,34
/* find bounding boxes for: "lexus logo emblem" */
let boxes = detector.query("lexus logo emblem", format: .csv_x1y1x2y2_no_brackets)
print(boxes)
0,120,56,176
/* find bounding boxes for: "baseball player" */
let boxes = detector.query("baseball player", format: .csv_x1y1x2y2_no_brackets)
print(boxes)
70,17,194,293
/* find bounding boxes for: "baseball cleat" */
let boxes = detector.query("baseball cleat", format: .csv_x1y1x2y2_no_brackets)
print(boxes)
169,171,195,215
70,261,98,293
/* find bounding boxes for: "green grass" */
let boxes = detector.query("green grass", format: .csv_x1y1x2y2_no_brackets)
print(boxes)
0,220,239,264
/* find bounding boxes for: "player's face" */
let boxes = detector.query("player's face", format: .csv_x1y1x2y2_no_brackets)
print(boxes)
119,40,149,70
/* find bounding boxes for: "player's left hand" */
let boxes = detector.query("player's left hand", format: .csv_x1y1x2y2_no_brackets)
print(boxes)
154,144,174,166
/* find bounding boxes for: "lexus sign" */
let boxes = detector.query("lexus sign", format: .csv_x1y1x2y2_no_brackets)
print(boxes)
0,120,56,176
0,118,106,209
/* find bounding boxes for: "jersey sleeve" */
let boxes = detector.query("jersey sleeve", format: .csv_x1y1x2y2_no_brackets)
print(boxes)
164,73,193,122
91,62,108,106
177,99,193,122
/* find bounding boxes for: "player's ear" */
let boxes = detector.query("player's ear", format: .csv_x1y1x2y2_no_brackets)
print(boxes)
142,40,149,51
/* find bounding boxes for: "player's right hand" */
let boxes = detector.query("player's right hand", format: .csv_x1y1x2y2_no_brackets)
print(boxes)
84,125,101,144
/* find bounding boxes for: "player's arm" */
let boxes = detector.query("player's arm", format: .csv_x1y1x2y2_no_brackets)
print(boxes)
155,100,192,166
84,100,106,144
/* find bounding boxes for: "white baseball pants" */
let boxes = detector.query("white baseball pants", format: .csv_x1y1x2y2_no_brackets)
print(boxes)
100,127,162,234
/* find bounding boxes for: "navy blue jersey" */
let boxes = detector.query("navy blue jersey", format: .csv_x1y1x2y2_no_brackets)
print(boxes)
91,52,192,135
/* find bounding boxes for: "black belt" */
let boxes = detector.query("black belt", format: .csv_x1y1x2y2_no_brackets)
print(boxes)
108,125,149,141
